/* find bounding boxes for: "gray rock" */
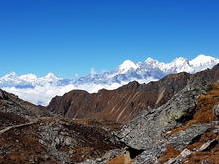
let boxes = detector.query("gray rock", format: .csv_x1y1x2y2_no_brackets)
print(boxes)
164,139,218,164
213,129,219,134
38,121,71,163
197,139,217,151
168,123,210,150
213,104,219,117
0,90,5,99
200,160,211,164
64,136,72,146
115,81,210,163
164,148,192,164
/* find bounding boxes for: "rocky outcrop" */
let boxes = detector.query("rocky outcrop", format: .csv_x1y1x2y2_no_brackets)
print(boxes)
116,81,210,149
0,89,50,130
47,64,219,124
79,81,219,164
113,82,219,164
0,89,50,119
164,139,218,164
0,89,126,164
213,104,219,118
0,117,125,164
167,123,211,150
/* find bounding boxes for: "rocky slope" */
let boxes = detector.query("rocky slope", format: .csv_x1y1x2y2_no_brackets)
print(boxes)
48,73,190,123
0,65,219,164
48,64,219,124
0,89,125,164
108,82,219,164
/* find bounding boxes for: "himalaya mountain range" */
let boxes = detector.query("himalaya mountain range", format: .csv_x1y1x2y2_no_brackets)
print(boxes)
0,54,219,105
1,57,219,164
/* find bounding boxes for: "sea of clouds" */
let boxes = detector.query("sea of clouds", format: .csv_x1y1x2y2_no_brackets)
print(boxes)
0,73,144,106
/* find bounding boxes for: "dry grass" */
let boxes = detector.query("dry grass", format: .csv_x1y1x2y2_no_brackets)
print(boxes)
167,83,219,136
159,144,181,163
185,131,219,163
159,83,219,163
107,152,133,164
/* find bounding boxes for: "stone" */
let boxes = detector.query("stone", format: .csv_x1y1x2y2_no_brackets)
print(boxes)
197,139,217,151
115,80,211,163
213,104,219,117
0,90,4,99
64,137,72,146
164,149,192,164
168,124,210,150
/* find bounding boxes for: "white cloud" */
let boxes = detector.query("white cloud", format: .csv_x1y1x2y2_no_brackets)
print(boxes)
3,84,76,106
1,82,122,106
90,68,97,78
2,77,157,106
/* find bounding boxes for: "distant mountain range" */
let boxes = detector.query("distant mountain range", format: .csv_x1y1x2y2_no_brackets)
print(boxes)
1,58,219,164
0,54,219,105
75,54,219,85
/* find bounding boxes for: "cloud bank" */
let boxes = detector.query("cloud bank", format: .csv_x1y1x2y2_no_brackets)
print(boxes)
2,79,147,106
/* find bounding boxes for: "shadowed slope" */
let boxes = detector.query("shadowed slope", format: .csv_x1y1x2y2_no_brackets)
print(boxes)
47,64,219,123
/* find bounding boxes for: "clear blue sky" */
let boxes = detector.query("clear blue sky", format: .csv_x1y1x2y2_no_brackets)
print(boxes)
0,0,219,77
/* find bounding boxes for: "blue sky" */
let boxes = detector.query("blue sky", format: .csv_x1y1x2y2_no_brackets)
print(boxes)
0,0,219,77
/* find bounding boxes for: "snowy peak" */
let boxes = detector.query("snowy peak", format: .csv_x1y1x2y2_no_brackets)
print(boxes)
0,73,61,88
141,55,219,74
190,54,219,67
144,57,160,67
165,57,191,73
172,57,189,65
118,60,138,73
145,57,159,64
0,54,218,105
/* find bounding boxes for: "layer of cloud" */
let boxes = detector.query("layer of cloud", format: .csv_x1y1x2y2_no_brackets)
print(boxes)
2,75,156,106
2,82,125,106
3,84,76,106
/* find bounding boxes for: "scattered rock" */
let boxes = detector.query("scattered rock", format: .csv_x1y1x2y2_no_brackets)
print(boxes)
197,139,218,151
164,149,192,164
168,124,210,150
213,104,219,117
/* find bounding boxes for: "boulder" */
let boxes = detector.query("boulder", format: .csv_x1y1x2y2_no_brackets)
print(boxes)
116,81,210,163
213,104,219,117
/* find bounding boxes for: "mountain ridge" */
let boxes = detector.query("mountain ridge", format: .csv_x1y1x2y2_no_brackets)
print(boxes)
0,54,219,105
47,63,219,123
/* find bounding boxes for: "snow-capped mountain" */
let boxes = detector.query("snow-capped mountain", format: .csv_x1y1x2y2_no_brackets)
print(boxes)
0,54,218,105
75,54,219,85
0,72,61,89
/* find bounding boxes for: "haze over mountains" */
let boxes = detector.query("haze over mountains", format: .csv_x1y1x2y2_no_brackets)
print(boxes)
1,54,219,105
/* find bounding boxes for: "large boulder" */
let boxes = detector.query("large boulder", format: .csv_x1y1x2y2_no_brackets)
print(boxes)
115,80,211,163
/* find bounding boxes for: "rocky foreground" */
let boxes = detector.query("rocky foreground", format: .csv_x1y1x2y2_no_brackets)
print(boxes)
0,64,219,164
